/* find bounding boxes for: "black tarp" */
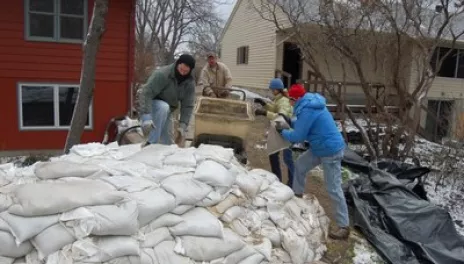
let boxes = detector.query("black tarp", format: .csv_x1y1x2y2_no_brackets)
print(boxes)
342,149,464,264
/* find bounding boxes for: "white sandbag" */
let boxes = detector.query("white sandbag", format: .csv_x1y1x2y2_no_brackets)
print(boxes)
215,194,241,214
194,160,236,187
147,167,195,183
260,220,281,247
258,181,294,203
34,161,102,179
230,219,250,237
0,212,59,244
46,249,74,264
141,227,173,248
163,148,197,168
249,168,279,184
130,188,176,226
240,210,263,232
141,213,183,232
224,245,256,264
194,144,235,165
169,207,224,238
271,248,292,263
171,205,194,215
99,175,156,193
72,236,140,263
235,173,264,198
252,237,272,261
0,230,33,258
238,253,264,264
105,255,141,264
280,228,311,264
153,241,190,264
93,160,148,179
0,256,14,264
161,174,212,205
140,248,158,264
8,178,126,216
196,191,223,207
1,193,13,212
124,144,177,168
0,217,10,231
252,197,267,207
86,200,139,236
175,228,245,261
267,202,292,230
221,206,245,223
31,224,75,259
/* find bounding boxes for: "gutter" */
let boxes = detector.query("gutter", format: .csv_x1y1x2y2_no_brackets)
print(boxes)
127,0,136,118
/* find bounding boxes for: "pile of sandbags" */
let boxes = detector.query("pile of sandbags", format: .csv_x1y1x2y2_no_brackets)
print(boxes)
0,143,330,264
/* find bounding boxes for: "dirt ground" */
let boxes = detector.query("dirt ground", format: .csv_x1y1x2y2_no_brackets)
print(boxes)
246,115,357,264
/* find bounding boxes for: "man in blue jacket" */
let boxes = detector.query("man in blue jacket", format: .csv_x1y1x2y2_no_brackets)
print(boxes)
276,86,350,240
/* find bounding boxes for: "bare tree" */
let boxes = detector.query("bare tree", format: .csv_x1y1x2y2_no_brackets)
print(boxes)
253,0,464,160
136,0,223,67
64,0,109,154
188,21,224,57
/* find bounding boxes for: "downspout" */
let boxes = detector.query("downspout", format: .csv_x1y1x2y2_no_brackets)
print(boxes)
127,0,136,118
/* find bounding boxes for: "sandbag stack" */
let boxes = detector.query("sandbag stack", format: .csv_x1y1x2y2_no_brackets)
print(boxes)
0,143,330,264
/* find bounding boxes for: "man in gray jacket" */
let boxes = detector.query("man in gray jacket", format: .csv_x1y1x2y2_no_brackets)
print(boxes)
138,54,196,146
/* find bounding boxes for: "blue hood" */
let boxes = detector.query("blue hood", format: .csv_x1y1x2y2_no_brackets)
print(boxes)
294,93,326,115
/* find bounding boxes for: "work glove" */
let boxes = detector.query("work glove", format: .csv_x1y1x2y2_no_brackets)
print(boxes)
254,108,267,116
278,113,292,127
254,98,266,106
140,114,155,137
208,92,217,98
275,121,286,134
175,124,187,148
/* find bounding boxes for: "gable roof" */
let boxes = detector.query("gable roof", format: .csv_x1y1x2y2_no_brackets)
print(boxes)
219,0,244,43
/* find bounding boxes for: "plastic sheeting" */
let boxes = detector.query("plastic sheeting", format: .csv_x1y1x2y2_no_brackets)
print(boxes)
342,148,464,264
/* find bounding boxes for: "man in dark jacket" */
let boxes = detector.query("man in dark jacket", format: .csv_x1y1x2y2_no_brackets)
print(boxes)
138,54,196,146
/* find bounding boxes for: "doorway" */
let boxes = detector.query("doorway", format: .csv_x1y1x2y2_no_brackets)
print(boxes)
282,42,302,88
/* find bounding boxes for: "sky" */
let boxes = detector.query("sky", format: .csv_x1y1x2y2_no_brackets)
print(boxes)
217,0,237,23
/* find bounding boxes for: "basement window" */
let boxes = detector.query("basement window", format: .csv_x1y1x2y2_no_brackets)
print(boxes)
18,83,93,130
25,0,88,43
237,46,249,65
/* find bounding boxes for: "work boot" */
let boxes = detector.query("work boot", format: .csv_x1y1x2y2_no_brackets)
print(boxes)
295,193,303,198
329,227,350,240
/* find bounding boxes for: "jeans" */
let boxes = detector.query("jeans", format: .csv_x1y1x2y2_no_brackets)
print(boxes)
292,148,349,228
269,148,294,187
145,100,173,145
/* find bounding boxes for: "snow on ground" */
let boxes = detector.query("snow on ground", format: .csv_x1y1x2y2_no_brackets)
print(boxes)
352,241,385,264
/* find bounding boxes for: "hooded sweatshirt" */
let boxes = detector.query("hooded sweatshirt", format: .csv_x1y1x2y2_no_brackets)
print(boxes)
281,93,345,157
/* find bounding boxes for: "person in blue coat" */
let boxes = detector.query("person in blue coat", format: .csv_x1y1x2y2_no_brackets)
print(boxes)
276,86,350,240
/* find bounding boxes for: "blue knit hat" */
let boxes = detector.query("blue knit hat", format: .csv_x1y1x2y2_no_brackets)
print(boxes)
268,78,284,90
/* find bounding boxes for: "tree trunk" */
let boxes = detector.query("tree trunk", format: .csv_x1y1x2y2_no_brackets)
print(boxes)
64,0,109,154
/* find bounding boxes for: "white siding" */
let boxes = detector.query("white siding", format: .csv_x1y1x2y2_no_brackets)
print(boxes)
220,0,279,89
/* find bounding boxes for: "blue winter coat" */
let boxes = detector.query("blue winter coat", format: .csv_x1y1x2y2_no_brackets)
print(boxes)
281,93,345,157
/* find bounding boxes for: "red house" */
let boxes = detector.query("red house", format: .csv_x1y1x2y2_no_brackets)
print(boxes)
0,0,135,152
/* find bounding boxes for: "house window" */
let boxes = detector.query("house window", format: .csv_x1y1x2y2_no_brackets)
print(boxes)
25,0,87,43
237,46,249,64
431,47,464,79
18,83,93,130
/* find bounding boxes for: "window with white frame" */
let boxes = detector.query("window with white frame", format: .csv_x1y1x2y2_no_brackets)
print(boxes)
25,0,87,42
19,83,92,130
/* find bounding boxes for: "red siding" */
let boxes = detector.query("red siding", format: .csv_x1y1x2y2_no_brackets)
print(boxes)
0,0,135,151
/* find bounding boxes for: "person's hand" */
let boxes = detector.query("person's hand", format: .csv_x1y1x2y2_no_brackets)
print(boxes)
254,98,266,106
254,108,267,116
141,119,155,137
175,129,186,148
278,113,291,126
275,121,285,134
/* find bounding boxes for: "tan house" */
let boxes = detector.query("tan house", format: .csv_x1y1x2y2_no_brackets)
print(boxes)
219,0,464,142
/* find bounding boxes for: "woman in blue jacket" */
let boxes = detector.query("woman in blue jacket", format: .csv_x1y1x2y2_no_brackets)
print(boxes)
277,86,350,240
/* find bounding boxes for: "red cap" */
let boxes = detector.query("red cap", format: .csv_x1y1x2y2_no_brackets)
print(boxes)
288,84,306,100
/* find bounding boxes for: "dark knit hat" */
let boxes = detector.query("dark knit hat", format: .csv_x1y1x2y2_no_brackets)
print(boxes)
176,54,196,70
